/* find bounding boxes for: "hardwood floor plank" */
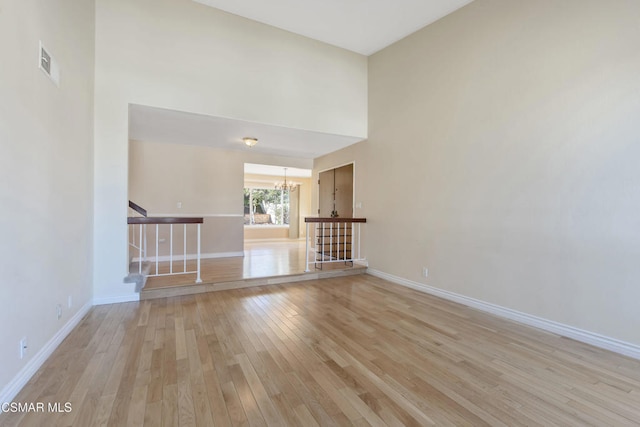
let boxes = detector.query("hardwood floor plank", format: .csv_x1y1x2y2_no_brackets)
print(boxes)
3,275,640,426
161,384,178,427
220,381,248,427
308,369,362,422
146,349,164,403
185,330,216,427
228,363,266,427
125,385,147,426
235,354,286,426
143,400,162,427
202,370,232,427
92,393,117,427
176,358,197,427
292,404,320,427
72,392,100,427
284,372,338,427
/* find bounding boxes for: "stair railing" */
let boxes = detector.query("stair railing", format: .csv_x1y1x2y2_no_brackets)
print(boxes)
128,201,203,283
304,217,367,272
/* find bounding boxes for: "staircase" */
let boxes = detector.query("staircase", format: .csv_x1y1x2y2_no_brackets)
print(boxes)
124,260,150,292
126,200,204,292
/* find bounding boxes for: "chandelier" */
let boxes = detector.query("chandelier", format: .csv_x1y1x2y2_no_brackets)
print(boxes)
275,168,297,192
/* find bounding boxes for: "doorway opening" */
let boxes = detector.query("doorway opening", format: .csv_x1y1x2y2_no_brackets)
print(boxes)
243,163,312,241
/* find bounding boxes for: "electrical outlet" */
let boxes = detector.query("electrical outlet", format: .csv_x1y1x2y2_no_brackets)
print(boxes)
56,304,62,320
20,337,28,359
68,295,73,309
177,201,182,209
422,267,429,278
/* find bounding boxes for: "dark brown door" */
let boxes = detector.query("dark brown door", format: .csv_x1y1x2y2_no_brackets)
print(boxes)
319,169,335,217
318,164,353,218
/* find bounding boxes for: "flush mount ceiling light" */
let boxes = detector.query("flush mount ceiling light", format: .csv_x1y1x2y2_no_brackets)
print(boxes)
243,137,258,147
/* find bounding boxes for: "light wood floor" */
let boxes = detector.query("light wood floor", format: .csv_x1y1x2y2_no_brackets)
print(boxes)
3,275,640,426
144,240,358,291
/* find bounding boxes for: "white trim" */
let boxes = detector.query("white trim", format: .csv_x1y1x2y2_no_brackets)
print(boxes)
132,251,244,263
204,251,244,259
0,301,92,403
367,269,640,360
354,259,369,267
243,225,290,229
244,238,305,243
151,213,243,218
93,293,140,305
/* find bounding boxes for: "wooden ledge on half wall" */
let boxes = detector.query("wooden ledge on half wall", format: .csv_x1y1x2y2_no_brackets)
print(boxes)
304,217,366,223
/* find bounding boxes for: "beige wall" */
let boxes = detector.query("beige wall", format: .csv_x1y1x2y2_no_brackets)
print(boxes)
244,227,290,241
0,0,94,398
129,140,313,254
319,0,640,346
129,140,244,215
94,0,368,302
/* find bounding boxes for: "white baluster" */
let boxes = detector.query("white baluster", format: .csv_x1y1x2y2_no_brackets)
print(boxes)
329,222,333,261
138,224,142,274
305,222,310,272
357,223,361,261
155,224,159,275
169,224,173,274
143,224,147,262
337,222,340,261
196,223,202,283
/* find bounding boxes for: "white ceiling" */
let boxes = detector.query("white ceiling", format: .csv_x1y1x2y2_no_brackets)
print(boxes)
129,104,363,160
193,0,474,55
130,2,475,159
245,163,311,178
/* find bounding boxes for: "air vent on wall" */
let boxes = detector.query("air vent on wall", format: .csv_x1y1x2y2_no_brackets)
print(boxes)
40,46,50,74
39,41,60,86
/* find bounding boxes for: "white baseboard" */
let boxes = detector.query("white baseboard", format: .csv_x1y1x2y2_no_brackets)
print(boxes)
93,293,140,306
151,213,243,218
244,238,305,243
354,259,369,267
132,251,244,263
0,301,92,403
367,269,640,360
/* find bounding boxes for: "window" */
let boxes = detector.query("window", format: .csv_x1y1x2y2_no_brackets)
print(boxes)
244,188,290,226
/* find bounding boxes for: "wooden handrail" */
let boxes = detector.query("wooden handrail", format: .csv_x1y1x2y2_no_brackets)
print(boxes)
127,212,204,284
304,217,366,272
127,217,203,225
128,200,148,217
305,217,366,223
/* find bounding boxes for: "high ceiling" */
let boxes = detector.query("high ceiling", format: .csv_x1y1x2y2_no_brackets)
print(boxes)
193,0,474,55
131,2,475,159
